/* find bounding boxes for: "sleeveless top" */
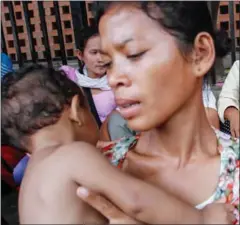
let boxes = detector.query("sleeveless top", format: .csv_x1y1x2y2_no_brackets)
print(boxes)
101,129,239,224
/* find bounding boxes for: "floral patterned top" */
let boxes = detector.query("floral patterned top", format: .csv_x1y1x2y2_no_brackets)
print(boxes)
101,129,239,224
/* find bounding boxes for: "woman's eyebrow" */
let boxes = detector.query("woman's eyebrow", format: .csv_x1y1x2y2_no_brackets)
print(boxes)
101,38,134,54
115,38,133,49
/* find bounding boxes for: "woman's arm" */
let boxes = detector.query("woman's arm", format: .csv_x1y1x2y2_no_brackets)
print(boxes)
77,188,235,225
53,142,234,224
60,142,202,224
218,61,239,123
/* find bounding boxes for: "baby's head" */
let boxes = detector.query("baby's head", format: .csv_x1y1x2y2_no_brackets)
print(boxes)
1,64,99,152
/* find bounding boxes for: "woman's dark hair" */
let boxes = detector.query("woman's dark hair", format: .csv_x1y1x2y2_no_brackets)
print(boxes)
77,25,99,51
96,1,232,79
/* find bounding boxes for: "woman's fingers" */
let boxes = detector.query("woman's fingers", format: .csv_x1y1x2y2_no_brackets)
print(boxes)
231,129,236,138
234,125,240,138
96,140,115,149
225,204,235,212
231,126,239,139
77,187,119,219
225,204,237,224
77,187,141,224
230,115,240,138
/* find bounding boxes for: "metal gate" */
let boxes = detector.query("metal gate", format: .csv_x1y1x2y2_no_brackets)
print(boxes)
1,1,239,70
1,1,94,68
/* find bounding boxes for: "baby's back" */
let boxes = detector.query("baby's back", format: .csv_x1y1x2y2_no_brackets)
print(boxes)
19,147,106,224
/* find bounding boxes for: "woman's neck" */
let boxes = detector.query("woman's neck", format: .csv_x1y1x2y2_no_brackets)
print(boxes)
137,90,218,166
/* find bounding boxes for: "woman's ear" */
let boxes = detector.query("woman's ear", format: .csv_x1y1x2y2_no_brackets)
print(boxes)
191,32,215,78
69,95,84,126
76,49,83,62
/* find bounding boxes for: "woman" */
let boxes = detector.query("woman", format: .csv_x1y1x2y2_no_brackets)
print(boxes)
75,2,239,224
61,26,117,127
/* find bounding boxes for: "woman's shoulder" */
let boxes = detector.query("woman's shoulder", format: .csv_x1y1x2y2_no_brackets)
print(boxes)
100,135,140,168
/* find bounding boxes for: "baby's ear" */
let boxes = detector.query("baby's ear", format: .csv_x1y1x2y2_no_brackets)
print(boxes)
69,95,83,126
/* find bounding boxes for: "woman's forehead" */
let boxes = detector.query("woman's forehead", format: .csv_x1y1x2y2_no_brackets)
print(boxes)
99,6,162,50
85,35,101,50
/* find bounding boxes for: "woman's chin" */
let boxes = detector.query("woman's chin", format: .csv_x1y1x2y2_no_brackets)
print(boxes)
127,117,155,133
95,70,106,77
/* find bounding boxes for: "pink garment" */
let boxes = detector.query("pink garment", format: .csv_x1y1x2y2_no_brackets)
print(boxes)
93,90,116,122
60,65,116,122
60,65,77,82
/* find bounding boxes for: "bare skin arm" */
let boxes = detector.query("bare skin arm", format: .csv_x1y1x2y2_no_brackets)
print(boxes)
77,188,235,224
54,142,204,224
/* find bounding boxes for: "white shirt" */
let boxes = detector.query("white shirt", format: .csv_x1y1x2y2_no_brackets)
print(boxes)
202,84,217,110
218,60,239,123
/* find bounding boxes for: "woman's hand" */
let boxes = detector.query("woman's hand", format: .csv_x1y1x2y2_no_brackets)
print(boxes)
96,140,116,149
76,187,142,224
201,203,236,224
224,107,240,138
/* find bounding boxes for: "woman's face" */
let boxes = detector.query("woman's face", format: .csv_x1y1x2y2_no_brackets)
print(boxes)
99,4,199,131
82,35,107,78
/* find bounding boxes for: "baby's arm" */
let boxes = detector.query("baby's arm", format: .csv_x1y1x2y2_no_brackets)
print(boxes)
55,142,202,224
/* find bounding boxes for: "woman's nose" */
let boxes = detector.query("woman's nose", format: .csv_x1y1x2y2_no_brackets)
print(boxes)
108,68,131,90
97,53,104,62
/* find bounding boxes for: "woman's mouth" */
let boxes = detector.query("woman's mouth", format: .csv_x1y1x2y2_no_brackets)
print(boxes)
121,102,139,108
95,65,105,70
116,99,141,119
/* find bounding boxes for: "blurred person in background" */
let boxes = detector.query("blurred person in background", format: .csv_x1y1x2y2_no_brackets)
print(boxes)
218,60,239,138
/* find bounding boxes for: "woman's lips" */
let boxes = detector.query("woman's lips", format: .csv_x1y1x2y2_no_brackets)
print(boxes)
96,65,105,68
115,98,141,119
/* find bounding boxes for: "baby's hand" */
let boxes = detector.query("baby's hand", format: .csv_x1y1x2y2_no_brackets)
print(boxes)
201,203,236,224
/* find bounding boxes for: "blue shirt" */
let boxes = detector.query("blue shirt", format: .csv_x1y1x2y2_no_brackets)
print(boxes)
1,53,13,79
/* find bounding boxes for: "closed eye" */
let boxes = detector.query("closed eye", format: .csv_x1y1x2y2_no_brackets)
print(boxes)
90,50,98,54
127,51,147,60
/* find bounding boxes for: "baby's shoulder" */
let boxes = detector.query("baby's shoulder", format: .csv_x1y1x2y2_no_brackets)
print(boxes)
22,145,78,191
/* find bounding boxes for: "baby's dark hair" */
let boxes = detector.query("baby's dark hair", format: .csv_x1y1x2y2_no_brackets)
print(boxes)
97,1,231,68
1,64,85,149
77,25,99,51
